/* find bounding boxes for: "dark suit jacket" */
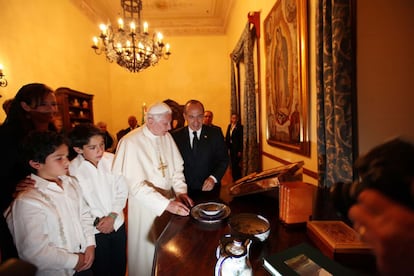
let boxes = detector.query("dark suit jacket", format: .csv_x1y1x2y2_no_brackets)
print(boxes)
172,125,229,192
225,123,243,155
116,126,138,141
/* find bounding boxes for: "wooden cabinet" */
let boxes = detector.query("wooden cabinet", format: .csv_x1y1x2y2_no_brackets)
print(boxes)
55,87,94,132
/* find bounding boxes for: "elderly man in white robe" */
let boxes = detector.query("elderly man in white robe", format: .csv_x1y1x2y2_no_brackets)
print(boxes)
112,102,194,276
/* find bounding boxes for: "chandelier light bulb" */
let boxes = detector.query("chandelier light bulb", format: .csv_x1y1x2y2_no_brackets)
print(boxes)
116,43,123,53
118,18,124,30
130,22,136,34
99,24,107,36
92,37,99,47
143,22,149,34
157,33,163,45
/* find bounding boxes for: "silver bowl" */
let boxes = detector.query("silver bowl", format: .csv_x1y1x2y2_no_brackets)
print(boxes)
199,202,226,216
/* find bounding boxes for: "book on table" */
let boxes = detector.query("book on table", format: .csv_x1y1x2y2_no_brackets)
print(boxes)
263,242,357,276
279,181,317,225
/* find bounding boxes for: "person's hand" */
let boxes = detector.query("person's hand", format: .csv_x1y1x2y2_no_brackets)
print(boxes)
74,253,85,272
82,246,95,271
177,193,194,208
348,189,414,276
14,176,35,197
202,176,215,191
96,216,115,234
166,200,190,216
74,246,95,271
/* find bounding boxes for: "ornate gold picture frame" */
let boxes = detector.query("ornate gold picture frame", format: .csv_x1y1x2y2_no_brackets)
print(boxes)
264,0,310,156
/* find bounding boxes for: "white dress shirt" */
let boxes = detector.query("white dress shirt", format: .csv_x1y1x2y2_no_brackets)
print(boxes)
188,128,201,148
69,152,128,233
6,174,95,276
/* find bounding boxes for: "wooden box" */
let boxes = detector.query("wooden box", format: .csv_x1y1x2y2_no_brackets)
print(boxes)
306,220,376,269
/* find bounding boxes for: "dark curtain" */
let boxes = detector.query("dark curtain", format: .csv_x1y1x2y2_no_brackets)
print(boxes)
316,0,356,187
231,23,260,176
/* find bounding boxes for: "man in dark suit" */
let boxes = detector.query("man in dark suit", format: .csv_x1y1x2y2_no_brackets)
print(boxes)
172,100,228,200
203,110,223,134
225,113,243,181
116,115,139,141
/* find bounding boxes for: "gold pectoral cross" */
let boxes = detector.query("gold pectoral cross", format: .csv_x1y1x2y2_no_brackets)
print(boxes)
158,156,168,177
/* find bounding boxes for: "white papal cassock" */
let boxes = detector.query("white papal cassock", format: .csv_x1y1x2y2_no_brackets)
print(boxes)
112,125,187,276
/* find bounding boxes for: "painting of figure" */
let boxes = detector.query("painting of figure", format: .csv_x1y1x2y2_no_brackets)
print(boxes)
264,0,309,156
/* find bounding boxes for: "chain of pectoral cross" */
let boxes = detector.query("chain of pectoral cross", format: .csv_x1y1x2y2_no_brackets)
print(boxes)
158,155,168,177
156,138,168,177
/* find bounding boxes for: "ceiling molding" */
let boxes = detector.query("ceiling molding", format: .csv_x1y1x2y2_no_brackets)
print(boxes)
71,0,234,36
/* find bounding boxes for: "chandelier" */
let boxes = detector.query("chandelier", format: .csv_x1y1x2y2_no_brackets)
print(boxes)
91,0,171,73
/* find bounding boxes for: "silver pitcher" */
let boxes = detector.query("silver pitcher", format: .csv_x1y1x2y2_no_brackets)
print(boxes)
215,234,253,276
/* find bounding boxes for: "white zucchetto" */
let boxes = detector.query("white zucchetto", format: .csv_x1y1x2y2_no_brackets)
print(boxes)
147,102,172,115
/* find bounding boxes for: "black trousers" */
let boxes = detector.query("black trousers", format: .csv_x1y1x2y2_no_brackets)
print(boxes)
230,151,242,181
92,224,127,276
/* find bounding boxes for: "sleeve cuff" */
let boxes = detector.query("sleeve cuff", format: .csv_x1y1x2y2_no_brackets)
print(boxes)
210,175,218,183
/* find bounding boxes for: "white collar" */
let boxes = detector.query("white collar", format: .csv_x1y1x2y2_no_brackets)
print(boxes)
143,124,159,140
188,127,201,138
31,173,65,192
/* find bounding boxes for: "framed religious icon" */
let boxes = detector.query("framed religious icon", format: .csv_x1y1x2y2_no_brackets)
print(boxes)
264,0,310,156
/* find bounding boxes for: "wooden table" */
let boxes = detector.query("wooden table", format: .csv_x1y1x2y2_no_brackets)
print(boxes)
153,188,310,275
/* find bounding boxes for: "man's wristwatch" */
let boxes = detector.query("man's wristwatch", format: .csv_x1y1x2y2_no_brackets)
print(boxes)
108,213,118,220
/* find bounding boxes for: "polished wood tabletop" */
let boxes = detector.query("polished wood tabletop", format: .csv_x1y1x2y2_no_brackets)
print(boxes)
153,188,311,275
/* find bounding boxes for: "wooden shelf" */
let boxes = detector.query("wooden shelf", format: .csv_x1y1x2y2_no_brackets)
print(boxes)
55,87,94,133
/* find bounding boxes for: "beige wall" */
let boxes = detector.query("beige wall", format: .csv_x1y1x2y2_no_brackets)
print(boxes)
0,0,110,124
357,0,414,154
107,35,230,133
0,0,231,140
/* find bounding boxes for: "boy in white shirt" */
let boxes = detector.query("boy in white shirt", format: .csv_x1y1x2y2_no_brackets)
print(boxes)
6,131,96,276
69,124,127,276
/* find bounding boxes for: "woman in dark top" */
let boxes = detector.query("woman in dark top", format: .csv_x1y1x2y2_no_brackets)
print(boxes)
225,113,243,181
0,83,57,262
